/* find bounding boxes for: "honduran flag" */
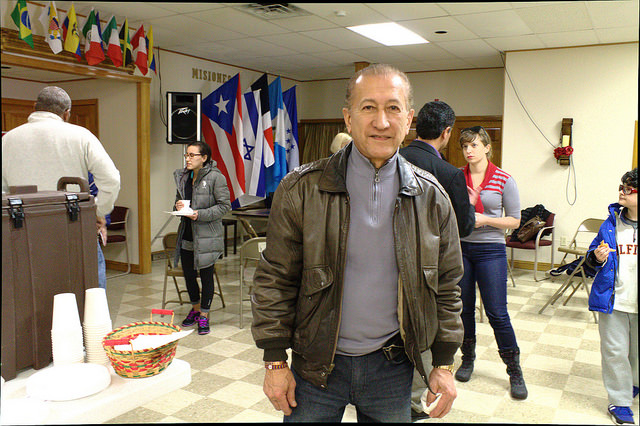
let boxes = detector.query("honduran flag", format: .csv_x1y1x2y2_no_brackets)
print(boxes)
267,77,288,194
282,85,300,172
250,74,275,173
202,73,245,204
130,24,147,75
241,89,266,200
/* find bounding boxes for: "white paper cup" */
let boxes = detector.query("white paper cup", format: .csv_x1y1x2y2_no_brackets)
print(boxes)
52,293,81,331
51,326,84,366
83,288,111,327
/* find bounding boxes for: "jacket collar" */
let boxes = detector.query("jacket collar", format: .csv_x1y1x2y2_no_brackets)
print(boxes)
408,139,440,157
319,143,423,196
28,111,63,123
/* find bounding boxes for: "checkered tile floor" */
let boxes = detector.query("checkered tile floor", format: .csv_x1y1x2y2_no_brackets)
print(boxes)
103,252,638,424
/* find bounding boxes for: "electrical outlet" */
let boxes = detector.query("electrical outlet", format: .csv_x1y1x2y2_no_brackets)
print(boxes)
561,235,568,246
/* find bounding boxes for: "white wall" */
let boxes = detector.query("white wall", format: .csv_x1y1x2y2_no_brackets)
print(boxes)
502,43,638,261
298,68,504,119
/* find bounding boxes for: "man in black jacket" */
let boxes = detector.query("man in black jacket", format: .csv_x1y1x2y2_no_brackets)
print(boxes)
400,101,475,238
400,100,475,421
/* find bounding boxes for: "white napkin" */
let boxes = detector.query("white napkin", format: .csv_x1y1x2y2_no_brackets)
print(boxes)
420,389,442,415
114,329,193,351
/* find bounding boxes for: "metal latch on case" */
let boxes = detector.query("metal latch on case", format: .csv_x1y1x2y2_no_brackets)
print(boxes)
8,198,25,228
65,194,80,221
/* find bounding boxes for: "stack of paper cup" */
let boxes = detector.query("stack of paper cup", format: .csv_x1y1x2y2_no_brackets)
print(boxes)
83,288,113,365
51,293,84,366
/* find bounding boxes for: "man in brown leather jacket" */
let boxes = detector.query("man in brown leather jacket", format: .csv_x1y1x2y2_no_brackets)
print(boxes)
251,64,464,422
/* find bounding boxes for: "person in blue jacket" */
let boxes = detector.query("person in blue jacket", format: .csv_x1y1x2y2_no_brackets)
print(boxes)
585,167,637,425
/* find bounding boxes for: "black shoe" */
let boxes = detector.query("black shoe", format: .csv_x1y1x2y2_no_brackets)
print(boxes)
181,309,200,327
411,408,430,422
499,348,528,400
197,315,210,335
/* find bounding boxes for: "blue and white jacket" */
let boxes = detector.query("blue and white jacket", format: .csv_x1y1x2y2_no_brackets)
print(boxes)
586,203,623,314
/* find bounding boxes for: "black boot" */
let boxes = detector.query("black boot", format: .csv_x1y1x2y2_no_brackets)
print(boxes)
455,337,476,382
499,348,528,400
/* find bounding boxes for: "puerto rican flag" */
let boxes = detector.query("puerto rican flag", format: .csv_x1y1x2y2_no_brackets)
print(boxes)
202,73,244,204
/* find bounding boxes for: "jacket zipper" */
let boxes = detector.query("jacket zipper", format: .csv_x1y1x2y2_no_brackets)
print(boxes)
372,169,380,224
329,194,350,377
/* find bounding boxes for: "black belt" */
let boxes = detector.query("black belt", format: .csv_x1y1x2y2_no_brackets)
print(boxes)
381,333,405,362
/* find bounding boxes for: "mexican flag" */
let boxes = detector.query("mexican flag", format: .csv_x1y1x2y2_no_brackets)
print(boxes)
81,8,104,65
102,15,122,67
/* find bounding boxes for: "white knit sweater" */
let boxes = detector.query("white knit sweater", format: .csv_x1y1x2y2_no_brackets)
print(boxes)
2,111,120,218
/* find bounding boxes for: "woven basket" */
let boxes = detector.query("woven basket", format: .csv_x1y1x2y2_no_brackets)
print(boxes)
103,309,181,379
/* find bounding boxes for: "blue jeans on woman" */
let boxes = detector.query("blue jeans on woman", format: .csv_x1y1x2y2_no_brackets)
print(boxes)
459,242,518,351
284,348,414,422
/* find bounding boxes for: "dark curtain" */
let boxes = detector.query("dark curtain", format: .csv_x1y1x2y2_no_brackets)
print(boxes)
299,121,347,165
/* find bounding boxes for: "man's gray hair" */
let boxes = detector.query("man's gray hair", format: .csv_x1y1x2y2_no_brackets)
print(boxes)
35,86,72,117
344,63,413,111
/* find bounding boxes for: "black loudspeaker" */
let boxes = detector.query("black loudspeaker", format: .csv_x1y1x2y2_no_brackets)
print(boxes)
167,92,201,144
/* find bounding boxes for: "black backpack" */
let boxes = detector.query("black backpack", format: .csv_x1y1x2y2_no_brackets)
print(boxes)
549,257,597,278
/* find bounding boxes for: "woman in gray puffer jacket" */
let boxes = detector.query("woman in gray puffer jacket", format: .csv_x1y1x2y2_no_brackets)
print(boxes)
173,141,231,335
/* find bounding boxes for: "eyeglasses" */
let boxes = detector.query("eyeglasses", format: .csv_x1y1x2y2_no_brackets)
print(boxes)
619,185,638,195
184,153,203,159
462,126,484,133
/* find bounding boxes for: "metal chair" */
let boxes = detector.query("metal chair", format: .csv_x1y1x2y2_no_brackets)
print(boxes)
506,213,556,282
161,232,225,310
106,206,130,278
239,237,266,328
539,218,604,322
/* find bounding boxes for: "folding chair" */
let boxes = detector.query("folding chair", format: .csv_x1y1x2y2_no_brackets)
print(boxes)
538,218,603,322
239,237,266,328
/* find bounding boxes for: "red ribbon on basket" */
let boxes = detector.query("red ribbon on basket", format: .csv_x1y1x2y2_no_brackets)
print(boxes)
553,146,573,160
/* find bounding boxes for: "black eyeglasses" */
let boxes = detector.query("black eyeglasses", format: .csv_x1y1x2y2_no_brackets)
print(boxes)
619,185,638,195
184,153,203,159
462,126,484,133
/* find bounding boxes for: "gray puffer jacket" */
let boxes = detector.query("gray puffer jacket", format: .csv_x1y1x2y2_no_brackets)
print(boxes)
173,161,231,270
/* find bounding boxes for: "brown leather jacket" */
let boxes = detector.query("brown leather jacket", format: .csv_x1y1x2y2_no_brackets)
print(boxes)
251,145,463,389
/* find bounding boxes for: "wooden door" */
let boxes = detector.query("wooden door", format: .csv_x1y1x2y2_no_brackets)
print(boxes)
1,98,99,137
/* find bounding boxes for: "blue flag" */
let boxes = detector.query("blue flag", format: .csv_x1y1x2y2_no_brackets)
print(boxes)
282,85,299,171
267,76,288,194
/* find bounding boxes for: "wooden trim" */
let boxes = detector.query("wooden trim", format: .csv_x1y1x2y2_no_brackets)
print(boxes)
105,260,141,274
511,260,552,272
137,82,151,274
633,121,638,169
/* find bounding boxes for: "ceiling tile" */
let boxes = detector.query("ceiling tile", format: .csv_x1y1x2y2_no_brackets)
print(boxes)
292,3,388,26
438,2,513,15
347,46,414,64
515,2,593,33
365,3,449,21
399,16,480,41
537,30,600,48
309,50,370,67
151,3,225,14
191,6,289,37
77,2,175,21
269,15,338,32
215,38,294,58
303,28,381,50
435,39,500,58
454,10,533,38
260,34,337,54
485,34,545,52
392,43,459,61
585,1,639,29
594,26,640,44
464,55,505,68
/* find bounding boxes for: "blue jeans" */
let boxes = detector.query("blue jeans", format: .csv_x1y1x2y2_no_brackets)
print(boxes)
459,242,518,351
284,349,413,422
97,241,106,289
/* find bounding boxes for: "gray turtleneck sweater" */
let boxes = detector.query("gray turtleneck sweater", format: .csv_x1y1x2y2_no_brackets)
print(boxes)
336,145,401,356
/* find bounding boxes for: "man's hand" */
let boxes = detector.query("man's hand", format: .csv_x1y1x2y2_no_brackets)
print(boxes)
264,367,297,416
96,216,107,246
425,367,457,418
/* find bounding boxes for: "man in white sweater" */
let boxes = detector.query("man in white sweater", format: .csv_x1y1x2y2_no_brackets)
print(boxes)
2,86,121,286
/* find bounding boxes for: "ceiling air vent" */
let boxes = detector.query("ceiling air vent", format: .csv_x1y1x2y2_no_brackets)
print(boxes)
237,3,310,19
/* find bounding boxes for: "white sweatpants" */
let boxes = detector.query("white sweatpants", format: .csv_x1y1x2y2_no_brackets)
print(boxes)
598,310,639,406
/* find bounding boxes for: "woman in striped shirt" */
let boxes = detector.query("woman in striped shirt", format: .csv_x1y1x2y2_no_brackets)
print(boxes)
454,126,528,400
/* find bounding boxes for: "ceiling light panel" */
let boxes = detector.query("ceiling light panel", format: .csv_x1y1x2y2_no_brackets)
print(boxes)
347,22,429,46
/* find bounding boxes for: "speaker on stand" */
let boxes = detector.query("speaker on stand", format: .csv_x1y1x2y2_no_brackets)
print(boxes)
166,92,201,144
